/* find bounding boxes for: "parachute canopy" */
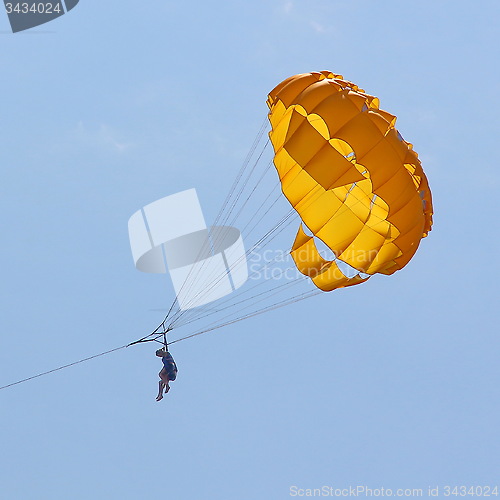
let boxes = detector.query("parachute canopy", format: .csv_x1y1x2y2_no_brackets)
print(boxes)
125,73,434,348
267,71,433,291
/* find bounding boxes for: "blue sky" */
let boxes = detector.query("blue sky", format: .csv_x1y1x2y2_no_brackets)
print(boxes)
1,1,499,499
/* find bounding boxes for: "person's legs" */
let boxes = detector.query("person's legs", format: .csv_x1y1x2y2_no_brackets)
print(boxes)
159,368,170,385
157,368,169,401
156,380,165,401
157,368,172,400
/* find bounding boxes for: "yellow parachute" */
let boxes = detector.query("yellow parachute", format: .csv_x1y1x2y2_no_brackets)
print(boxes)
267,71,433,291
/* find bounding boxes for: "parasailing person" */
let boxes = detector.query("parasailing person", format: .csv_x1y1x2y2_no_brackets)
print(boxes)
155,346,178,401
